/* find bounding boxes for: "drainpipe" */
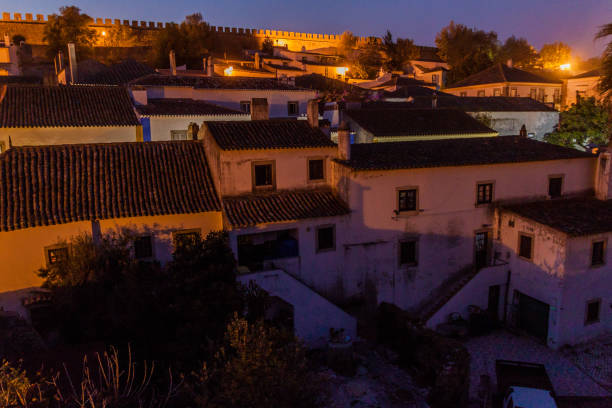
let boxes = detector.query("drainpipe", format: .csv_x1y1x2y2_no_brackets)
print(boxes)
503,269,512,324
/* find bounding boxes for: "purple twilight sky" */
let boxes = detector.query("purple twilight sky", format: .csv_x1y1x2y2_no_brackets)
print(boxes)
11,0,612,58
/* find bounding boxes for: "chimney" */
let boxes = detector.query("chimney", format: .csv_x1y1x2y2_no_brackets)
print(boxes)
507,59,513,68
169,50,177,76
251,98,269,120
3,33,9,46
67,43,78,84
307,100,319,128
131,88,148,105
519,124,527,138
254,52,261,70
207,56,214,77
203,56,207,73
337,121,350,161
432,91,438,109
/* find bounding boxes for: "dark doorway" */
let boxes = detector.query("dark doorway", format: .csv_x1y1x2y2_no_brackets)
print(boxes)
488,285,501,320
516,291,550,342
475,231,489,270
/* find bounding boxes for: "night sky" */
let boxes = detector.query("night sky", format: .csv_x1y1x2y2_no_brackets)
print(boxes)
13,0,612,58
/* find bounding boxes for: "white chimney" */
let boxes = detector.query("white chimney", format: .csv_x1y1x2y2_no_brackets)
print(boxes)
3,33,9,46
254,52,261,70
169,50,177,76
307,100,319,128
207,56,214,77
337,121,350,161
67,43,78,84
507,59,513,68
132,88,148,106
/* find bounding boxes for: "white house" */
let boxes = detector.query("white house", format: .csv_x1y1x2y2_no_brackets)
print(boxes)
564,69,603,108
130,74,318,118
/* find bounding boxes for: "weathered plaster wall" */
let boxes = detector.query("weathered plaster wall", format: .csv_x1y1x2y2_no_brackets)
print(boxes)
565,76,601,107
445,84,562,105
146,114,249,141
0,126,139,148
467,111,559,140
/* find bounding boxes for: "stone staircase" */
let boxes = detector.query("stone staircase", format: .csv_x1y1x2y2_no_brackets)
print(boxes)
411,265,479,323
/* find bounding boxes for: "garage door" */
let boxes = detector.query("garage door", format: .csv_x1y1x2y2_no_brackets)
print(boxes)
516,291,550,341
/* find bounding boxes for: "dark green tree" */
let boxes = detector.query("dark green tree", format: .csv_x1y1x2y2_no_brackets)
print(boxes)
435,21,498,84
545,97,610,149
497,36,538,68
261,37,274,54
380,30,419,72
152,12,216,69
43,6,98,60
351,38,383,79
596,22,612,96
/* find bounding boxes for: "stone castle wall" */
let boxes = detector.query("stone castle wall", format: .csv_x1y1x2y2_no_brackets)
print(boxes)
0,12,366,51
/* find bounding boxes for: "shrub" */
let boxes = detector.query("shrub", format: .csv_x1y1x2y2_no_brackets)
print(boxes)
0,360,46,408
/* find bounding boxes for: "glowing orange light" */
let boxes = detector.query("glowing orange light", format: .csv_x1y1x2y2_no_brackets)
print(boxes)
224,66,233,76
560,63,571,71
101,31,107,37
336,67,349,75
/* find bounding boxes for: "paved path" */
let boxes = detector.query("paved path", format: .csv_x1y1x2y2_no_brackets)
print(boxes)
463,330,611,401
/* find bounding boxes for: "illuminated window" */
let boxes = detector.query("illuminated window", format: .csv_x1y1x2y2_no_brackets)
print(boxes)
518,233,533,260
287,101,299,116
397,189,418,212
399,240,418,266
240,101,251,114
592,241,606,266
316,225,335,252
45,245,68,266
585,299,601,325
134,236,153,259
476,182,494,204
252,161,275,190
308,158,325,181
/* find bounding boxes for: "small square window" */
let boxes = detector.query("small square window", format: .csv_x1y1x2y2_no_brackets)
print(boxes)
46,246,68,266
240,101,251,114
518,234,533,260
548,176,563,198
431,74,439,84
493,88,501,96
173,229,201,250
308,159,324,181
399,240,417,266
460,92,467,97
252,161,275,190
477,90,485,97
586,300,601,325
476,182,494,205
510,88,518,97
170,130,188,140
134,235,153,259
316,225,335,252
288,101,299,116
398,189,417,212
592,241,606,266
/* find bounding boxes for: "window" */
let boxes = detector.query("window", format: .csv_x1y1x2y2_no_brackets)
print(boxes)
476,182,494,205
518,233,533,260
237,229,299,270
170,130,188,140
316,225,335,252
493,88,501,96
510,88,518,97
553,89,561,104
431,74,439,84
134,235,153,259
308,158,325,181
252,161,275,190
287,101,299,116
585,299,601,325
460,92,467,97
592,240,606,266
477,90,485,97
530,88,537,99
538,88,545,102
173,229,201,250
397,189,418,213
240,101,251,114
399,240,418,266
46,245,68,266
548,176,563,198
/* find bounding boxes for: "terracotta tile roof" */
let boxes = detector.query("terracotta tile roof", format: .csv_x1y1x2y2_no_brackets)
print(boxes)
0,141,221,231
338,136,594,171
0,85,140,128
135,98,246,116
223,189,350,227
503,197,612,236
0,76,43,85
206,120,336,150
130,74,310,91
345,108,496,137
77,59,155,85
374,96,557,112
448,63,562,88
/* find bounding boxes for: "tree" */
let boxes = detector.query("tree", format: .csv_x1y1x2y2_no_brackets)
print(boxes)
497,36,538,68
596,22,612,96
539,42,572,70
436,21,498,83
338,30,358,57
261,37,274,54
352,39,383,79
43,6,98,60
152,12,216,69
380,30,419,72
544,97,610,149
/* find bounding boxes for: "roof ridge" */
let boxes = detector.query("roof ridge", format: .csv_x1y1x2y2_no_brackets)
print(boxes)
499,63,508,82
